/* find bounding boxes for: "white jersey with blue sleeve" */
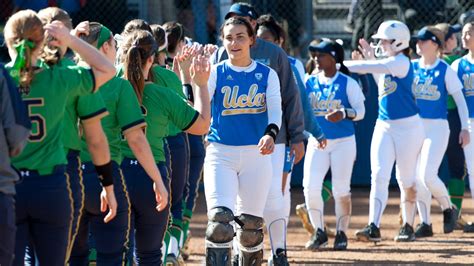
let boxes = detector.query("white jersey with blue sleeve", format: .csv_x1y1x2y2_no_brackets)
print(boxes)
207,60,282,145
452,56,474,118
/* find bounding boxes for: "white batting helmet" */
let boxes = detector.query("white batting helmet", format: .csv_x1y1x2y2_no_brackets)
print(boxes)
371,20,410,57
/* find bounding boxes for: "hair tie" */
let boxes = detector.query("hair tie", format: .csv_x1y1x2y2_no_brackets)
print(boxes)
9,39,36,85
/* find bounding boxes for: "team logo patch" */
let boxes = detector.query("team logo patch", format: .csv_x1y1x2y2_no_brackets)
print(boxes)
227,75,233,80
434,70,440,78
255,73,263,81
466,66,470,71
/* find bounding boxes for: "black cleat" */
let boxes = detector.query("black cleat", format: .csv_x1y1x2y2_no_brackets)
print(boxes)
305,228,328,250
334,231,348,250
355,223,381,242
443,207,459,233
394,223,415,242
270,248,289,266
414,223,433,238
464,222,474,233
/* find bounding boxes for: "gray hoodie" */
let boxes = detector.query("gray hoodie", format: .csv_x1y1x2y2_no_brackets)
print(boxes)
0,66,31,195
212,38,306,145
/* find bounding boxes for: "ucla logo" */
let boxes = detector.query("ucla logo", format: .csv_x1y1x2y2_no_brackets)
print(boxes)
221,84,266,115
462,73,474,97
308,91,343,116
255,73,263,81
412,76,441,101
380,77,397,98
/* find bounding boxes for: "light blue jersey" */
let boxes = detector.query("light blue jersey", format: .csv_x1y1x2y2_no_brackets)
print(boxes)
208,61,270,146
305,73,354,139
412,59,448,119
378,63,418,120
456,57,474,118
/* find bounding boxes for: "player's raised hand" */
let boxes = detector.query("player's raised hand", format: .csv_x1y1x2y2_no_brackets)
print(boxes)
258,135,275,155
358,38,376,60
44,20,74,48
153,181,169,212
190,55,210,87
72,21,90,37
100,185,117,223
459,129,470,148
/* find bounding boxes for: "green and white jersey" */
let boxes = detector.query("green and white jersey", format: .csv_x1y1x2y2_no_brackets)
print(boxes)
81,77,145,164
151,65,186,137
6,62,95,175
122,82,198,162
55,58,108,153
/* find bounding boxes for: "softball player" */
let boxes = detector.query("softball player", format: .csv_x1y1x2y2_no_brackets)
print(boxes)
411,26,469,237
4,10,115,265
119,30,210,264
435,22,474,231
36,10,118,262
346,20,425,242
255,14,326,264
204,17,282,266
304,40,365,250
452,21,474,233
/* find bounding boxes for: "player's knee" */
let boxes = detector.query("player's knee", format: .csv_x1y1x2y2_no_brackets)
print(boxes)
206,207,234,244
235,214,264,248
403,185,417,202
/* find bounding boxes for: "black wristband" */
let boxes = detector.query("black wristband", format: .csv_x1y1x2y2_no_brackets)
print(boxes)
95,161,114,187
183,84,194,103
264,123,280,142
344,108,357,120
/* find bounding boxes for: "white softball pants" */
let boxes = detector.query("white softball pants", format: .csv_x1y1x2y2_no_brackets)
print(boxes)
303,135,356,232
203,142,273,217
416,119,452,225
369,115,425,227
463,118,474,200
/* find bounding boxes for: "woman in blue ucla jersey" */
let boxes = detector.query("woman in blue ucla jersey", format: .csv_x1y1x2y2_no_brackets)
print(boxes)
452,22,474,232
255,14,326,264
345,20,425,242
411,26,469,238
204,17,282,266
304,40,365,251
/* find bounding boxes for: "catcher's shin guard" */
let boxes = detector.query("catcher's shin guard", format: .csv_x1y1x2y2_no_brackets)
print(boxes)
205,207,235,266
235,214,264,266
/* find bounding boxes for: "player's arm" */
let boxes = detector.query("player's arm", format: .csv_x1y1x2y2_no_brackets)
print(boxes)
44,21,115,91
259,69,282,155
82,119,117,222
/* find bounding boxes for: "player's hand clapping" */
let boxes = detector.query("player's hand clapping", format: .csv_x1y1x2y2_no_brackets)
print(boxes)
190,55,210,87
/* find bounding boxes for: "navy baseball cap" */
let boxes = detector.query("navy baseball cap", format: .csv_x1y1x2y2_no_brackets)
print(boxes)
414,27,442,46
225,3,258,20
435,23,462,40
308,41,337,59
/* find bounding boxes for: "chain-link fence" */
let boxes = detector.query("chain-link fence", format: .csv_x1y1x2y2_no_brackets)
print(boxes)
1,0,474,62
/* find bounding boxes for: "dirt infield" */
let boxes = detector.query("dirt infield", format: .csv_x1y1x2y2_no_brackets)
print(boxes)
185,187,474,265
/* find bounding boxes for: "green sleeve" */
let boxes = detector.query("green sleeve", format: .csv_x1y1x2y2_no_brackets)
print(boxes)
117,80,146,133
58,65,95,96
77,92,108,122
163,89,199,131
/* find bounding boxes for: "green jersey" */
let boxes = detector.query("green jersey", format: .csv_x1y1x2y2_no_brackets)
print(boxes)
56,58,108,153
7,63,95,175
151,66,186,137
122,82,198,162
445,54,462,110
81,77,145,164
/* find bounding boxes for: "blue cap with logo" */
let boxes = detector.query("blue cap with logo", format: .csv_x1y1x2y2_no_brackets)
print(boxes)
414,27,442,46
308,41,338,59
225,3,259,20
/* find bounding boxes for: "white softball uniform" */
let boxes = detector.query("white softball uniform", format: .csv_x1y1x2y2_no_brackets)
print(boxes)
346,54,425,227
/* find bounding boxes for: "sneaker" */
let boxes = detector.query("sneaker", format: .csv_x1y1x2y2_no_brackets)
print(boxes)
333,231,348,250
394,223,415,242
443,207,459,233
355,223,381,242
464,222,474,233
305,228,328,250
414,223,433,238
455,216,467,230
296,204,315,235
165,254,180,266
268,248,289,266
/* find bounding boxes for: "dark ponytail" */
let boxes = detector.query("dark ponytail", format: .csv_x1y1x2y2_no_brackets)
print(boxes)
122,30,158,103
333,40,350,76
256,14,286,46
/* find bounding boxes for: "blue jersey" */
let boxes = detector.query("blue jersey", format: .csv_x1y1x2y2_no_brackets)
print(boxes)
208,61,270,145
412,60,448,119
456,57,474,118
378,63,418,120
305,73,354,139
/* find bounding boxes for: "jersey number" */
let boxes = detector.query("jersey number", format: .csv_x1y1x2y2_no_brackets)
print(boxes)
24,98,46,142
